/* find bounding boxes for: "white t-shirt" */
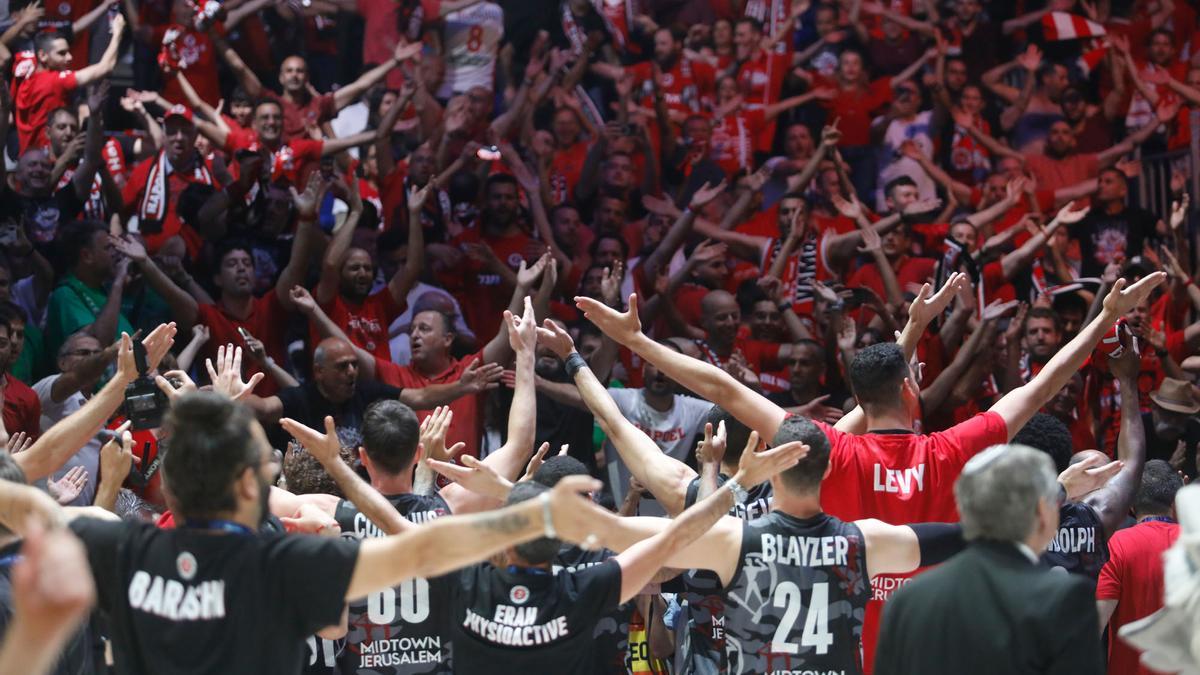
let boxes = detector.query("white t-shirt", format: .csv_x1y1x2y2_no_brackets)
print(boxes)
386,282,476,365
33,373,99,506
604,388,712,515
874,110,937,210
436,2,504,99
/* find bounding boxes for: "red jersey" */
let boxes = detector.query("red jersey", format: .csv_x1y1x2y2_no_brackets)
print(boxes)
195,291,290,397
122,153,218,256
318,289,405,361
813,75,894,147
628,57,716,116
737,50,790,151
224,128,324,187
375,349,485,458
264,90,337,142
710,110,767,176
15,68,76,150
154,25,220,107
815,411,1010,673
762,233,835,315
452,230,541,345
549,141,591,205
846,257,936,300
3,376,40,440
1096,519,1181,675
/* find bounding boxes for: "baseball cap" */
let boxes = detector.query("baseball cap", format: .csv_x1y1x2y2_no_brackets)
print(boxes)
164,104,194,124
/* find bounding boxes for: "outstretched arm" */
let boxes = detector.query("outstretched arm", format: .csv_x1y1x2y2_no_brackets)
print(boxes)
576,294,788,444
332,42,421,111
275,175,325,313
990,272,1167,438
1085,348,1147,538
212,33,264,98
74,14,125,87
540,321,698,515
345,475,604,600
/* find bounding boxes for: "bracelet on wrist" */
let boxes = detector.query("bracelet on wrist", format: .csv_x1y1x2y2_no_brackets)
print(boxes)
725,478,749,502
564,352,588,377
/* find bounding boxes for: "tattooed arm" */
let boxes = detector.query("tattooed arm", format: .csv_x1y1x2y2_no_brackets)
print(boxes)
344,475,606,599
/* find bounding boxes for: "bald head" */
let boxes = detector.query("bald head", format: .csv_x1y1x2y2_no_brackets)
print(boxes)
1069,449,1108,467
700,290,740,349
313,338,358,403
701,290,738,317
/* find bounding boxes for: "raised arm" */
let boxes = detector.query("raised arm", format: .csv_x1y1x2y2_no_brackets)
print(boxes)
315,181,365,305
1086,346,1147,538
1097,102,1177,168
980,58,1022,105
990,272,1167,438
539,321,698,515
212,32,264,98
74,13,125,87
275,175,326,313
111,235,199,326
333,41,421,111
344,475,605,600
16,326,176,481
577,294,789,444
73,84,108,202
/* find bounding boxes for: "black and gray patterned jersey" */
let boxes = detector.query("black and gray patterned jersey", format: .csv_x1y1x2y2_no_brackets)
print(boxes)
333,493,453,675
721,511,870,675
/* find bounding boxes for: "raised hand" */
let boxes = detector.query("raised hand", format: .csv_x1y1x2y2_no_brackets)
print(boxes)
734,431,809,487
909,272,968,328
505,296,539,354
290,171,329,220
642,193,682,219
831,193,864,220
536,318,577,360
280,415,343,466
901,197,942,217
520,441,553,482
1016,43,1042,72
205,344,264,401
98,424,134,489
427,455,513,501
243,333,268,363
1102,272,1167,318
5,431,31,455
47,466,89,505
600,260,625,308
516,252,551,288
795,394,846,425
1003,302,1029,342
1058,453,1124,501
981,299,1019,323
577,293,643,345
289,285,317,315
1171,194,1190,231
419,406,465,464
689,180,727,210
1050,201,1090,226
8,522,96,654
858,225,883,253
456,358,503,394
393,40,423,62
154,369,198,401
279,503,341,537
695,421,727,466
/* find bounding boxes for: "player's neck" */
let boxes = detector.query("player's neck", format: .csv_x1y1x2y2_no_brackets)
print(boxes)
373,471,414,496
864,408,914,433
773,491,823,519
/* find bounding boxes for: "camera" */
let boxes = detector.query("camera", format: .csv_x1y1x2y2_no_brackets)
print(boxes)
124,377,169,430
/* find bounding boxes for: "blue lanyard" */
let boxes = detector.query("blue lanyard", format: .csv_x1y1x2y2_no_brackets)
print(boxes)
179,519,255,535
1141,516,1177,525
0,554,20,567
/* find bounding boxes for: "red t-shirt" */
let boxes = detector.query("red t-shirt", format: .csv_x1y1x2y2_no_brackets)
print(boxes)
3,376,40,440
628,57,716,116
122,154,220,256
224,129,324,187
1096,519,1181,675
154,26,220,107
815,411,1010,672
846,256,936,300
813,75,893,147
737,50,791,151
549,141,591,206
1023,152,1100,194
319,289,405,361
15,68,77,150
195,291,290,397
375,349,485,458
452,230,541,345
710,110,767,177
264,90,337,142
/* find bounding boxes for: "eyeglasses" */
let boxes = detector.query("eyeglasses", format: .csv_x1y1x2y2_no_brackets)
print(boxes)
63,349,102,357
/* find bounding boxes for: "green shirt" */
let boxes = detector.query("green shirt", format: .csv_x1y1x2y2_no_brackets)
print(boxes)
11,321,45,384
46,275,134,358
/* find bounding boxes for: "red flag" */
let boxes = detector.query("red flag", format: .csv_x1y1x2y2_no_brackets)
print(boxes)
1042,12,1107,41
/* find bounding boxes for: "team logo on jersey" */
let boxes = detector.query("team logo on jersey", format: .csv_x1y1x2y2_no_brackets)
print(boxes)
507,253,524,268
509,585,530,604
176,552,198,580
58,2,70,15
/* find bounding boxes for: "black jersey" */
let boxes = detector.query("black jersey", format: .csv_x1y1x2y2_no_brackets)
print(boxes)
67,516,359,675
553,545,634,675
447,560,623,674
1040,500,1109,579
333,493,453,675
674,474,775,674
722,512,870,675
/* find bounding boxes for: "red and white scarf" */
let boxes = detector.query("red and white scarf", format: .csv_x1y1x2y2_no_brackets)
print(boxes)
139,151,214,227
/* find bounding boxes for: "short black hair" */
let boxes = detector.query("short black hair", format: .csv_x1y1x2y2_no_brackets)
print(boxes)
588,233,630,260
707,406,753,464
161,392,261,520
47,106,76,126
1136,459,1184,516
773,415,832,493
1024,307,1063,335
361,400,421,475
213,238,256,269
734,16,762,33
884,175,917,198
254,98,284,116
56,221,107,271
229,86,253,105
533,455,589,487
34,31,65,56
847,343,909,412
507,481,559,564
484,173,518,194
1012,413,1073,473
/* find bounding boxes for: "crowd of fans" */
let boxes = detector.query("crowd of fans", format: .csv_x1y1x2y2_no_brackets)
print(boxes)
0,0,1196,672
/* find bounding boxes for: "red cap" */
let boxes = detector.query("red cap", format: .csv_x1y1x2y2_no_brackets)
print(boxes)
163,103,194,123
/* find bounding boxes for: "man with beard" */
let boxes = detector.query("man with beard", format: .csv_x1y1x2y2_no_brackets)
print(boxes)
122,105,218,257
683,290,798,388
766,339,850,424
44,99,124,224
1142,378,1200,481
314,181,426,361
220,41,423,142
453,174,544,344
0,382,611,675
45,222,133,357
627,26,716,121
